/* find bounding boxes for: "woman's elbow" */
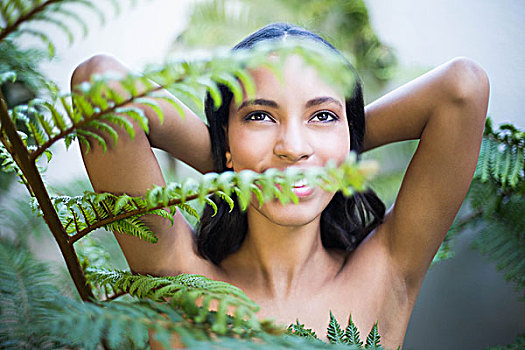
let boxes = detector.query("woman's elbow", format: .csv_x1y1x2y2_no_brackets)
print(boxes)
71,54,124,90
444,57,490,111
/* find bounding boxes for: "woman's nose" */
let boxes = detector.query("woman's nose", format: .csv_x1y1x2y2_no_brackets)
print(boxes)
273,123,313,162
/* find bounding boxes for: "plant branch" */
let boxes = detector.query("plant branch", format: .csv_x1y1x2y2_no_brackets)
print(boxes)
0,0,63,42
69,192,201,244
30,85,164,161
0,89,94,301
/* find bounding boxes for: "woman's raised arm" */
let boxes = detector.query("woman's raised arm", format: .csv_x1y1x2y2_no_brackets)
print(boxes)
71,54,217,276
362,57,489,287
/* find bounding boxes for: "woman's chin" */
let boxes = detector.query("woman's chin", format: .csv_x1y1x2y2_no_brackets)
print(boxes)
248,197,327,228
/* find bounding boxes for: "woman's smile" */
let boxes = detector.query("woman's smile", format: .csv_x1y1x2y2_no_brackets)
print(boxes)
226,55,350,226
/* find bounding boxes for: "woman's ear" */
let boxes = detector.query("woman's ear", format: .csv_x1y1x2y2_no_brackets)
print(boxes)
225,151,233,169
223,125,233,169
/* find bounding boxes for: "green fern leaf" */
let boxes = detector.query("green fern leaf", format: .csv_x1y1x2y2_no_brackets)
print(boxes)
135,97,165,124
86,269,262,336
327,311,344,344
0,71,17,84
103,113,136,139
287,319,318,339
476,138,492,182
114,106,149,133
33,13,75,44
344,314,363,347
59,95,81,123
113,194,132,214
365,322,382,348
43,100,69,131
77,134,91,153
234,68,256,99
105,215,158,243
87,119,119,145
77,128,107,153
168,84,203,115
153,95,186,120
49,5,89,38
215,72,243,105
485,334,525,350
0,240,60,348
250,183,264,208
509,148,524,187
500,146,513,187
201,77,222,109
18,28,56,57
216,190,234,212
204,197,218,216
73,94,95,117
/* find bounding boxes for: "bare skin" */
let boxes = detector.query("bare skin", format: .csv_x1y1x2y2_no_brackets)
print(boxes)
72,53,489,349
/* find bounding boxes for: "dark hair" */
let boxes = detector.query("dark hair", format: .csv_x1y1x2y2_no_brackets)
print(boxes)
198,23,385,265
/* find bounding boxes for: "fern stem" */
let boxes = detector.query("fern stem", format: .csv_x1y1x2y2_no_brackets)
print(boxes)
69,192,201,244
30,84,165,161
0,0,63,42
0,90,94,301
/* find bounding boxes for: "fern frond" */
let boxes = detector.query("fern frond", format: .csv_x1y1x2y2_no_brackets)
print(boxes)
472,212,525,294
47,297,196,350
343,314,363,347
364,322,381,349
475,120,525,190
287,319,319,339
0,0,136,52
54,153,375,244
0,71,16,84
46,192,172,244
85,269,266,336
0,141,23,177
17,40,355,161
144,154,375,213
0,239,60,348
485,334,525,350
327,311,344,344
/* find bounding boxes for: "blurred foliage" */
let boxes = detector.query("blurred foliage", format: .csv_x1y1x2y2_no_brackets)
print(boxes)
485,334,525,350
0,0,524,349
171,0,397,93
0,1,381,349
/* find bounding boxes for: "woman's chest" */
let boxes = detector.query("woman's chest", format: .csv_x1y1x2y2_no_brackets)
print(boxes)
234,262,414,348
243,284,403,348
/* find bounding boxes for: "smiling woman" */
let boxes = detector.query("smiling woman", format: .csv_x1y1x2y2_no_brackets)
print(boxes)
72,22,488,349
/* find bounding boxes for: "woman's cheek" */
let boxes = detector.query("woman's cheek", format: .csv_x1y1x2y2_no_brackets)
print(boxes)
229,128,275,171
315,128,350,162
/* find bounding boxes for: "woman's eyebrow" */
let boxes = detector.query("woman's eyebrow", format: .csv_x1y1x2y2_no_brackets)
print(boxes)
237,98,279,111
305,97,343,109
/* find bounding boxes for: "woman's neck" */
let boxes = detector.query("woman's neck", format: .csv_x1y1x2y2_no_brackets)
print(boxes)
221,206,344,300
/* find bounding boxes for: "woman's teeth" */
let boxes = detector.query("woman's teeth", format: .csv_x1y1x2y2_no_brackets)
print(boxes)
292,179,308,187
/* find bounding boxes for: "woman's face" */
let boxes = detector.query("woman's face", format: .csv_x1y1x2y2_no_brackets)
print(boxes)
227,55,351,227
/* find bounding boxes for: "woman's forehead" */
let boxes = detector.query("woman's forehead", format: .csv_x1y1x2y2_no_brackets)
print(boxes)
237,55,345,107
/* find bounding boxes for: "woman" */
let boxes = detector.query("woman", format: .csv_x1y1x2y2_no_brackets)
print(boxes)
72,23,489,349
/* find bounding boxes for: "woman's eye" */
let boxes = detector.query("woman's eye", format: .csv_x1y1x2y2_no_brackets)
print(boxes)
245,112,273,122
310,111,338,123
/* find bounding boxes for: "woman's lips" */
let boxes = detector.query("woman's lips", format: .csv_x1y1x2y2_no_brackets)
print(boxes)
291,185,314,197
274,179,314,198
